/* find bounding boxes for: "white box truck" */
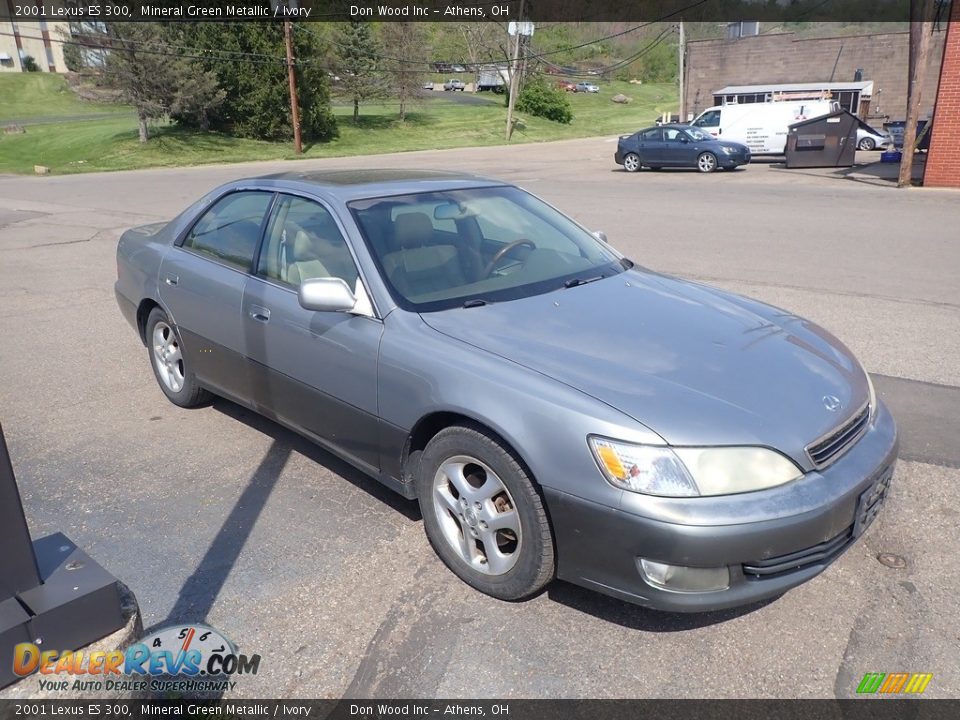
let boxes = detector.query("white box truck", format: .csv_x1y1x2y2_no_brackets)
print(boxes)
691,100,839,155
476,65,508,93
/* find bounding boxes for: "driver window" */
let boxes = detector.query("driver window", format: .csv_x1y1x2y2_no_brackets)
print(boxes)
694,110,721,128
663,128,684,142
257,195,359,290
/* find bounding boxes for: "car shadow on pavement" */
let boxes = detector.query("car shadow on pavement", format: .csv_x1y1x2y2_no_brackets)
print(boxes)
546,580,778,631
212,397,421,523
150,398,419,632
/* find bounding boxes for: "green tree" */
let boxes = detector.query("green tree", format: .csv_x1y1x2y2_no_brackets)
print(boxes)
515,75,573,124
100,24,179,142
334,21,385,124
379,22,426,122
173,23,336,143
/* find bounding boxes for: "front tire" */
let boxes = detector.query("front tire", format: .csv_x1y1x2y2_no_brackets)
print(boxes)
858,137,876,151
146,307,209,408
623,153,641,173
697,152,718,173
416,425,555,601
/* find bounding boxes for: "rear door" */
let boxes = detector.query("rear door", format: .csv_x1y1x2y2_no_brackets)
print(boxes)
636,127,665,165
158,190,274,400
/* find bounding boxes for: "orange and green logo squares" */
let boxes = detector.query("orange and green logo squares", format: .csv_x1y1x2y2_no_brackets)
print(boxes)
857,672,933,694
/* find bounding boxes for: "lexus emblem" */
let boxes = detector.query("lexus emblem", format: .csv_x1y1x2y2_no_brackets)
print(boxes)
822,395,842,412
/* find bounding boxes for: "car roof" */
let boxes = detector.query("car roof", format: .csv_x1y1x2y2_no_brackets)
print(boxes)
244,169,506,201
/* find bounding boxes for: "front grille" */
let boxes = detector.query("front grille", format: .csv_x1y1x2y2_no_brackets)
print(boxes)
806,403,870,468
743,527,853,579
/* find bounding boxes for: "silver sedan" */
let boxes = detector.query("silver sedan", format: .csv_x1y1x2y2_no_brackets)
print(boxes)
115,170,897,612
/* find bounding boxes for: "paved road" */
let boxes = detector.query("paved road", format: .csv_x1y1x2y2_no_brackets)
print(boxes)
0,139,957,699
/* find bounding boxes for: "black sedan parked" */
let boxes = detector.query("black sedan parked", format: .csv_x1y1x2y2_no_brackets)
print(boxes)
615,124,751,173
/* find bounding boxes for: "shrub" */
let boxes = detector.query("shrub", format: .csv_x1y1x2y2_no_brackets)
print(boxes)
22,55,40,72
515,76,573,124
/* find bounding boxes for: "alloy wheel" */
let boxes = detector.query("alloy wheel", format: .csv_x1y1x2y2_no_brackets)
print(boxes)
152,321,185,393
433,455,522,575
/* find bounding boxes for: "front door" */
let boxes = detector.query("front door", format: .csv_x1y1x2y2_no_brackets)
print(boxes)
241,193,383,473
661,127,699,167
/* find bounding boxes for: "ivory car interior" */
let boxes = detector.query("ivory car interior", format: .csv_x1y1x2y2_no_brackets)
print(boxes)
115,170,897,612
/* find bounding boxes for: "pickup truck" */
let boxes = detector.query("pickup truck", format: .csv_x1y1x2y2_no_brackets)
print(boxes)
443,79,466,91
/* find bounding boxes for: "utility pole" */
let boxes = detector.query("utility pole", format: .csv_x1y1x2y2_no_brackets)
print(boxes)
284,20,303,155
678,21,686,123
505,0,526,141
898,0,935,187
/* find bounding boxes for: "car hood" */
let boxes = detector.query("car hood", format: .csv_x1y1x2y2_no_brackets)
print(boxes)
420,269,868,463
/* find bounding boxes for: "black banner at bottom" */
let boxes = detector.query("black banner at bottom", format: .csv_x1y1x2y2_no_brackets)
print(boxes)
1,699,958,720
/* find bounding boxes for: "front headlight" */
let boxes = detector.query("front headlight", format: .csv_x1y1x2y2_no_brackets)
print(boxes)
588,436,802,497
721,146,737,155
860,360,877,419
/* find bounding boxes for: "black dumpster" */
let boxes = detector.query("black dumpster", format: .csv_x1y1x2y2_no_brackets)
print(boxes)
785,110,858,169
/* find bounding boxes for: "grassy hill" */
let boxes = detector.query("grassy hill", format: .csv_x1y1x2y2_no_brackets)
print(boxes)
0,74,676,175
0,74,131,122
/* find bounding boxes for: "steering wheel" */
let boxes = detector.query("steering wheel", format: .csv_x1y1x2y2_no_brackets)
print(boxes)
483,239,536,278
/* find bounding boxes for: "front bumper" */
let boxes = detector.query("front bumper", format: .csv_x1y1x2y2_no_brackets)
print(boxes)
545,402,898,612
719,150,750,168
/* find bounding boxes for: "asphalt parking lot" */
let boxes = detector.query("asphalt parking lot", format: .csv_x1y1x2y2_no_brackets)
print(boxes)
0,139,958,699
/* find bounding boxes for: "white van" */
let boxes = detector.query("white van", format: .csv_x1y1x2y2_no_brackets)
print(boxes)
691,100,839,155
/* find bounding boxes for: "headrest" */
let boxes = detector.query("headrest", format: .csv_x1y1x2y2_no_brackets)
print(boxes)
292,229,317,261
393,212,434,249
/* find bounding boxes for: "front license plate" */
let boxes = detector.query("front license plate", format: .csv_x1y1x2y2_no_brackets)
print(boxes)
853,464,893,537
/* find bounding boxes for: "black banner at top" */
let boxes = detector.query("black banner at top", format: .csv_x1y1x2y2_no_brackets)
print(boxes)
0,700,958,720
0,0,929,23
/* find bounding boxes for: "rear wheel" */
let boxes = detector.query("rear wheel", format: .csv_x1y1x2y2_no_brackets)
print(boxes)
697,152,718,173
146,307,209,408
416,425,555,601
858,137,876,151
623,153,641,173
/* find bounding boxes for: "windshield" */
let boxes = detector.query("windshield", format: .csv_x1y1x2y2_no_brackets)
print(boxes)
684,127,712,142
349,186,626,312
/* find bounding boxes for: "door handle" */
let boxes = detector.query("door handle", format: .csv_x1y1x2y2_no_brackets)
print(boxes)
163,273,178,286
248,305,271,323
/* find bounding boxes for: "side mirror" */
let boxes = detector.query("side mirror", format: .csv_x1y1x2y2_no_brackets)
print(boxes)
592,231,609,244
298,277,356,313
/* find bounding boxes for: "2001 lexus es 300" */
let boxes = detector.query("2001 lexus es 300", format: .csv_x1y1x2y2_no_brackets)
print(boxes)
115,170,897,612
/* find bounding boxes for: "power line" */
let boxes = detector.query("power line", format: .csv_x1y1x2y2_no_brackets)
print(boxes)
0,30,291,65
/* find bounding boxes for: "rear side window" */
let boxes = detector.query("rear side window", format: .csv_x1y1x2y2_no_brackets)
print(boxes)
640,128,662,141
183,191,273,271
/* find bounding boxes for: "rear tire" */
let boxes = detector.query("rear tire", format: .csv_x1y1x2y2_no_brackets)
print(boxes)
145,307,209,408
858,137,876,151
416,424,555,601
623,153,641,173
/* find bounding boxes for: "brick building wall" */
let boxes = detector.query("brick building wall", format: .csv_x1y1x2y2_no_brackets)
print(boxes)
684,30,947,123
925,8,960,188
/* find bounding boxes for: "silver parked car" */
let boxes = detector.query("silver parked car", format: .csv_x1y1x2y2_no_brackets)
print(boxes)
115,170,897,612
856,125,892,151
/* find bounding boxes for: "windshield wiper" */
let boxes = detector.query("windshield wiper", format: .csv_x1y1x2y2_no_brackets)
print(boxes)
462,298,489,308
563,275,604,289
